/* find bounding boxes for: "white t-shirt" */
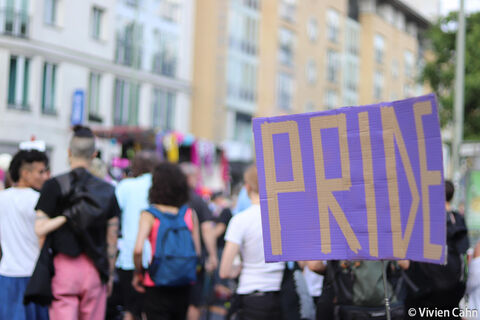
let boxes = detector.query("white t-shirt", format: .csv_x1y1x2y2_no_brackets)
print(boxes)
225,204,285,294
303,265,324,297
466,257,480,317
0,188,41,277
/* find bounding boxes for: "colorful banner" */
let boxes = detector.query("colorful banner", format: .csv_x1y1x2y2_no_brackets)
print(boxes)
253,94,446,264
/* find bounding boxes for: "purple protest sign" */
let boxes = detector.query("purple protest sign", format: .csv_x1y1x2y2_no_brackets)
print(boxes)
253,94,446,264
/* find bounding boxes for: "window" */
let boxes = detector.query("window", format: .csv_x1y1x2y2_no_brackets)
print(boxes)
4,0,29,36
115,23,143,68
7,55,30,109
113,79,140,126
44,0,57,25
325,90,338,109
234,112,253,144
345,22,359,55
326,49,339,83
277,72,293,111
392,59,399,78
226,56,257,103
125,0,139,6
158,0,181,23
152,30,178,77
152,88,176,130
88,73,101,119
374,70,383,100
307,18,318,42
279,0,296,22
306,59,317,84
374,34,384,64
91,7,103,39
327,9,340,43
42,62,56,114
278,28,294,66
228,10,259,56
404,50,414,79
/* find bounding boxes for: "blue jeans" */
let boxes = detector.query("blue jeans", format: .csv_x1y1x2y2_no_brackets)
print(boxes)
0,274,49,320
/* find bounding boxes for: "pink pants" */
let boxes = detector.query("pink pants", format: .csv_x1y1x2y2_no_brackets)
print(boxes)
49,253,107,320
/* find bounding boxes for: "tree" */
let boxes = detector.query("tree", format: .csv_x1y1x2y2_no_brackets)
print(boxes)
422,11,480,140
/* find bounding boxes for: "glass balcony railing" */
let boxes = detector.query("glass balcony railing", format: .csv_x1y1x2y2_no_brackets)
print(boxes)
0,8,29,37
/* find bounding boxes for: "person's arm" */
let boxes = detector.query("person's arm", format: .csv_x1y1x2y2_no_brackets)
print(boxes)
398,260,410,270
132,211,154,293
219,240,241,279
192,211,201,256
307,260,326,275
35,210,67,238
214,223,227,240
106,216,119,296
201,221,218,272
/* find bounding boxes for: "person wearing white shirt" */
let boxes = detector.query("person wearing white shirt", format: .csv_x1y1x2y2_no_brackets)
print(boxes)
220,165,285,320
0,150,49,320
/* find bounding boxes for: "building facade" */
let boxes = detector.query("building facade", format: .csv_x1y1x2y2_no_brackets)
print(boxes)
191,0,429,165
0,0,195,173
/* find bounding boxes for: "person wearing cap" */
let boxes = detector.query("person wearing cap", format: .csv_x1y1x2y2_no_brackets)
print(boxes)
33,126,120,320
0,149,49,320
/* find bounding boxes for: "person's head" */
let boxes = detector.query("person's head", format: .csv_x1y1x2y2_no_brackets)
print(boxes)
68,125,96,166
243,165,258,198
8,149,49,190
149,162,189,207
180,162,199,189
445,180,454,203
131,151,159,177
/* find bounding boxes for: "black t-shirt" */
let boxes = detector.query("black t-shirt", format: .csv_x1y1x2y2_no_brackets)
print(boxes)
188,190,213,224
188,190,213,260
35,168,120,280
215,208,232,249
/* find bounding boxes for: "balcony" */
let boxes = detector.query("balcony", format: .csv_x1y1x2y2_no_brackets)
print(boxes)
152,52,176,78
0,8,29,37
115,37,142,68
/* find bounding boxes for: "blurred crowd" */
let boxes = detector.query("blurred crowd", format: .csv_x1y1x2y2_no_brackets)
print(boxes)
0,126,479,320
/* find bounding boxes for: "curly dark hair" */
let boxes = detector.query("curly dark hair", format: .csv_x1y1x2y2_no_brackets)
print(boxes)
149,162,190,207
9,150,49,183
445,180,454,203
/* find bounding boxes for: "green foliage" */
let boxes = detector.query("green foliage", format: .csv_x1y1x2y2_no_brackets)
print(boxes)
422,11,480,140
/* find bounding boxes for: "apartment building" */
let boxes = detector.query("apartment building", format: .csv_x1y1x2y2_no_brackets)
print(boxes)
191,0,429,164
0,0,194,173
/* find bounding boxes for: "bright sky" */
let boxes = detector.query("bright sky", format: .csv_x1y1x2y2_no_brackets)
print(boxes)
442,0,480,15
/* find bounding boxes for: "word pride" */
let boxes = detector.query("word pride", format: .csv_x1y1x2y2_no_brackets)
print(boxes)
253,94,446,264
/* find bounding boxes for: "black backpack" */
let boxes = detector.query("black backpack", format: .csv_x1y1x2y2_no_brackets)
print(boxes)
326,260,404,320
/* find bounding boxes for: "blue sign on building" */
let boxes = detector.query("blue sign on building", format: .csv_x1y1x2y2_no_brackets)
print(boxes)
71,90,85,126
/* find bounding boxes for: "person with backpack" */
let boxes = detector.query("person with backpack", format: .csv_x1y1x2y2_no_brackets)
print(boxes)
132,162,201,320
33,126,120,320
219,165,285,320
318,260,405,320
403,180,469,319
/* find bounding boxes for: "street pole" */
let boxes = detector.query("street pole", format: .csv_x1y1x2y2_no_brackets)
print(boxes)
451,0,466,201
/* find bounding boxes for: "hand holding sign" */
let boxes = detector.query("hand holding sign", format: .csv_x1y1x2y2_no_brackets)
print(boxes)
253,94,446,264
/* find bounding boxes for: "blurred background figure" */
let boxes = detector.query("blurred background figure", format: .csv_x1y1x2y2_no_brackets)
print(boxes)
0,149,49,320
180,162,218,320
114,151,159,320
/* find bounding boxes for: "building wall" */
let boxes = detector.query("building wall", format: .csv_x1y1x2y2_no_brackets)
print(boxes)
0,0,195,174
358,9,419,105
